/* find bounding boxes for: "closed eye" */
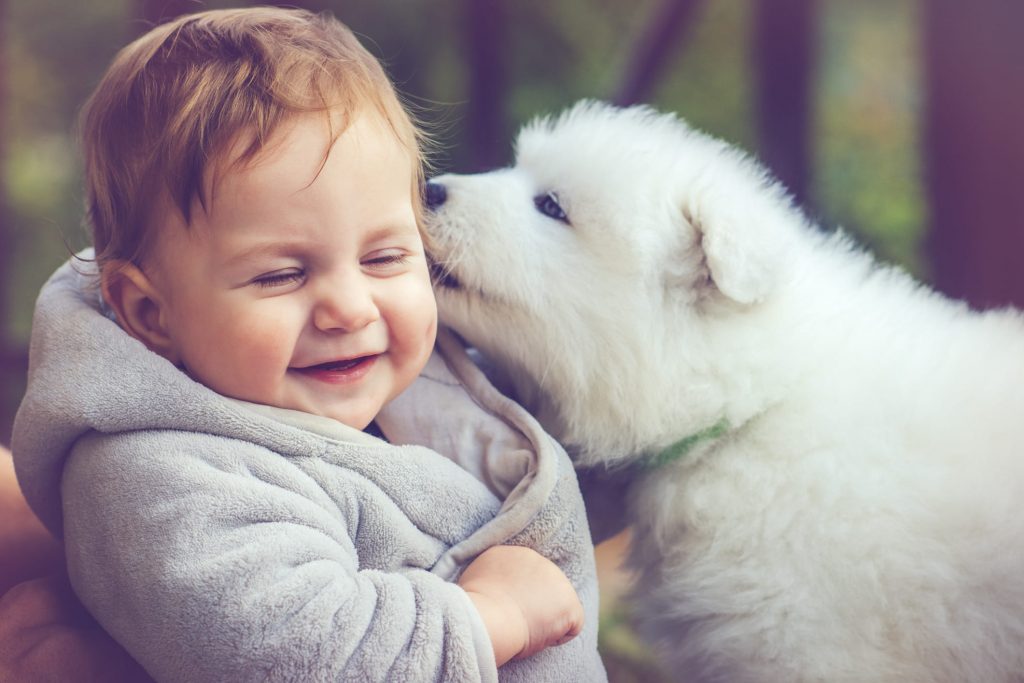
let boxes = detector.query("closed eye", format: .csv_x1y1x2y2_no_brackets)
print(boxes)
533,192,570,225
363,251,411,269
253,269,305,288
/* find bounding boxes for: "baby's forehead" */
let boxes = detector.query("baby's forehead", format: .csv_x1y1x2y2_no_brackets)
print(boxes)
161,110,414,243
205,109,411,204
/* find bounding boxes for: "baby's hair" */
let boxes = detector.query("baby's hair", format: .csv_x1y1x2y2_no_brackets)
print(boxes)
80,6,429,271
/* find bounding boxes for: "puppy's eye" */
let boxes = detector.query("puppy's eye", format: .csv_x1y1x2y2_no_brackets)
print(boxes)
533,192,570,225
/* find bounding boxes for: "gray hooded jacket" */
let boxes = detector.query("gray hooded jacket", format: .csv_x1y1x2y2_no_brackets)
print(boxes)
13,256,607,683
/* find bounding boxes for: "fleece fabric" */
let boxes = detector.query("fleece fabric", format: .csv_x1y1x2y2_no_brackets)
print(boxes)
12,255,606,683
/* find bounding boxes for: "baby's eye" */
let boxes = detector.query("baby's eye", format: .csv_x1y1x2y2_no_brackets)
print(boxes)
533,191,570,225
253,269,305,288
363,251,410,269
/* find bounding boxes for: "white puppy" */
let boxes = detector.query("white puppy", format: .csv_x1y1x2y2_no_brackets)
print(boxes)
423,101,1024,682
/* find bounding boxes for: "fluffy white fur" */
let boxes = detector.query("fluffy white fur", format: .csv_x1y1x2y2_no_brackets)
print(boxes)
424,101,1024,682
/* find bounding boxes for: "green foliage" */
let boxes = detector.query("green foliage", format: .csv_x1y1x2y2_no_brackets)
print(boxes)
5,0,129,339
650,0,755,148
816,0,926,277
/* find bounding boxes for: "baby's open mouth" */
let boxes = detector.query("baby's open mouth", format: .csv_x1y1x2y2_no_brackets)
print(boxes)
294,355,377,374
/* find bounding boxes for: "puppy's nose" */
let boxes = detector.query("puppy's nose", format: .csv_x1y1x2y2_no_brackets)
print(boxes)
424,181,447,209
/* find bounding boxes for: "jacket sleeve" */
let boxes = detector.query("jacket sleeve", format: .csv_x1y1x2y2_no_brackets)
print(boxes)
60,430,497,683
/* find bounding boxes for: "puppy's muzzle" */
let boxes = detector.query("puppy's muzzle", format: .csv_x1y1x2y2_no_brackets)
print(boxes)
428,257,461,290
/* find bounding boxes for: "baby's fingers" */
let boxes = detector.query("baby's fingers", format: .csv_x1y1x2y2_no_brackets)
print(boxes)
554,628,579,646
516,605,584,660
554,603,584,646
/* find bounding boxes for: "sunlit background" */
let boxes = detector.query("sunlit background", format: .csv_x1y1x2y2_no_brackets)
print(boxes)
1,1,1022,678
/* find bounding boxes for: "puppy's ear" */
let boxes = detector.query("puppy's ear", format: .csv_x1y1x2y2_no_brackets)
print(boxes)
681,162,794,305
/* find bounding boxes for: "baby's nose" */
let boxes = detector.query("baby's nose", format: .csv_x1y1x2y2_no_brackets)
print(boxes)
313,279,379,332
424,181,447,209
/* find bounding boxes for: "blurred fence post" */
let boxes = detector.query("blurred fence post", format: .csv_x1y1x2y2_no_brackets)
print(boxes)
752,0,818,208
461,0,507,171
265,1,318,10
925,0,1024,309
0,0,9,344
0,0,24,447
139,0,196,28
614,0,706,107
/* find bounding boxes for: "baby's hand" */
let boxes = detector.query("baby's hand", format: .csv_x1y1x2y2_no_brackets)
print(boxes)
458,545,583,667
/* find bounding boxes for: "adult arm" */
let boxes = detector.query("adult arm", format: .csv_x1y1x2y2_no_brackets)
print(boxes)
0,574,153,682
0,446,151,682
0,445,62,594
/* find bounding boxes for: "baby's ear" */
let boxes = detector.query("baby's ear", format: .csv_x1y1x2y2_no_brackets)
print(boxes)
680,155,795,305
101,261,181,363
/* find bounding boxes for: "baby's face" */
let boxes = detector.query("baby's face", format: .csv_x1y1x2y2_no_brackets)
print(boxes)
145,112,437,429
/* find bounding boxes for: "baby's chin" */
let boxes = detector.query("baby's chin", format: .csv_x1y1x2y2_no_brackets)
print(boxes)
292,399,379,432
298,392,376,429
208,381,378,432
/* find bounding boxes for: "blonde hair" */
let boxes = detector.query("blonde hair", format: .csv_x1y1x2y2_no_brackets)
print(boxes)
81,7,426,269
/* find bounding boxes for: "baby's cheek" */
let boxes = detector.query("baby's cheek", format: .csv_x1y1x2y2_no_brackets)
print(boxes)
221,313,297,382
414,296,439,357
242,330,295,375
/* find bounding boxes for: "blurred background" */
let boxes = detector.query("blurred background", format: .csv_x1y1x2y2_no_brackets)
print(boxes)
0,0,1022,678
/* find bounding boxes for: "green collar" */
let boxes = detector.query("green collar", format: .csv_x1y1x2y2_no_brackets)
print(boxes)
643,417,731,470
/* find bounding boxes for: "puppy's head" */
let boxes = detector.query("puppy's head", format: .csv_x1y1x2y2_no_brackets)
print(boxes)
424,101,799,460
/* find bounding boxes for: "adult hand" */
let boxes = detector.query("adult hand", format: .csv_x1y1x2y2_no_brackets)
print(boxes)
0,573,153,682
0,446,152,682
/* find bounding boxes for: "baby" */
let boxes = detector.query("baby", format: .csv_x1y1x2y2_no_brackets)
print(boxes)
12,8,606,682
